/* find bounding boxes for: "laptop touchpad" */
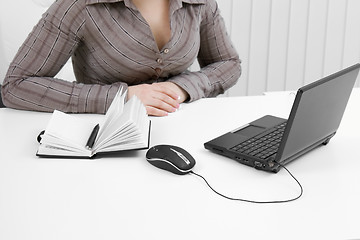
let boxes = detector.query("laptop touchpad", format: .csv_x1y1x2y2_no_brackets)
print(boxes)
233,125,265,137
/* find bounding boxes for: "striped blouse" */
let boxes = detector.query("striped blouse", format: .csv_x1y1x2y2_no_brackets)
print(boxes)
1,0,241,113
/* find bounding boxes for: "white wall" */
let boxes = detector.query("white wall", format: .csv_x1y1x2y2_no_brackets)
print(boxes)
222,0,360,96
1,0,360,96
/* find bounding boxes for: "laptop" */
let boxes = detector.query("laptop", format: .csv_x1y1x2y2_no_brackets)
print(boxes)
204,63,360,173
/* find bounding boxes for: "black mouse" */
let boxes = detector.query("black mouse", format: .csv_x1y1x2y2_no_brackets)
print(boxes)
146,145,196,175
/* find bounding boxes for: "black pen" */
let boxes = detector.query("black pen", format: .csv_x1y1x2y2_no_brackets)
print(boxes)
85,124,100,150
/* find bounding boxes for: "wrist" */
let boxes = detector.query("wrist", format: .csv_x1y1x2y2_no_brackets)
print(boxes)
169,82,189,103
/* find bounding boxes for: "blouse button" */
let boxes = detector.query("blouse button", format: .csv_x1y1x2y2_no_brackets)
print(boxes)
163,48,169,54
156,58,163,64
155,68,162,74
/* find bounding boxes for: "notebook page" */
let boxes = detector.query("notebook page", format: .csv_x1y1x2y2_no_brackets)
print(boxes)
44,110,98,151
96,88,126,146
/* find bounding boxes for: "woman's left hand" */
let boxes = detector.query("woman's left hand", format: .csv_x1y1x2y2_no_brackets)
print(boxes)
153,82,188,103
127,82,188,116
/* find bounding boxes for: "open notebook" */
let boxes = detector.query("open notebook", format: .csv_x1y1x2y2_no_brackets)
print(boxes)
37,88,151,158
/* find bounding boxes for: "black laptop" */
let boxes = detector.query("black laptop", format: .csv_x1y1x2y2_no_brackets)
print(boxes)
204,63,360,173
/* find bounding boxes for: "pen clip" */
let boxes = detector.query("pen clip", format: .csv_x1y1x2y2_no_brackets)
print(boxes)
37,130,45,143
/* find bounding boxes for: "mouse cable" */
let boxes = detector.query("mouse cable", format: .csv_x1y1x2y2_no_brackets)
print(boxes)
189,162,303,204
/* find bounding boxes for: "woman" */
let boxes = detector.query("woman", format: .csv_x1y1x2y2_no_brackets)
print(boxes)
1,0,241,116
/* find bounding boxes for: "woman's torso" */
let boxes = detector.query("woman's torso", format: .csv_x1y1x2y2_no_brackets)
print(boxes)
72,1,204,86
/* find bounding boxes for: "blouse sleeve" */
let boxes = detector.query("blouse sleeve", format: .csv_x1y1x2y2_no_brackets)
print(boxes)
168,0,241,102
1,0,124,113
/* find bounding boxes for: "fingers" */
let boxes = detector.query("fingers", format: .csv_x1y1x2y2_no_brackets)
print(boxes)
127,84,181,117
150,94,179,115
145,106,169,117
151,84,180,109
151,83,180,103
153,82,189,103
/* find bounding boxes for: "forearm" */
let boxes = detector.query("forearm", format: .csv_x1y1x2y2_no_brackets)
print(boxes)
168,57,241,102
1,75,125,113
1,28,125,114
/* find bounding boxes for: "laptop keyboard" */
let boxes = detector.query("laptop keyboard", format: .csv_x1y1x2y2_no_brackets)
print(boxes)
230,122,287,160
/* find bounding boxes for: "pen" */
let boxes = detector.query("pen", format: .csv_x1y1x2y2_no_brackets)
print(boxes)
85,124,100,150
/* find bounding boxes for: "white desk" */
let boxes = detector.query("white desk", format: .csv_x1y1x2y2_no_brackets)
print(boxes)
1,89,359,240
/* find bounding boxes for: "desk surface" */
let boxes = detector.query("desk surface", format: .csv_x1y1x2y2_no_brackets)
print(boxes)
1,89,359,240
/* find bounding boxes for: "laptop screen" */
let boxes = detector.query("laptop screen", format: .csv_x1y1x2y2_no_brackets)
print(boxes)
277,64,360,164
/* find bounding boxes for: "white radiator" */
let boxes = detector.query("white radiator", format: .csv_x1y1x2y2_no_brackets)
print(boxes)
217,0,360,96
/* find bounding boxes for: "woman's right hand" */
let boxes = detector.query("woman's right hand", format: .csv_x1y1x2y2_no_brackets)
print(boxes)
127,83,180,116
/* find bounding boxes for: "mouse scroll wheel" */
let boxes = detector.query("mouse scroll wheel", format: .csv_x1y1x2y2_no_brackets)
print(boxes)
170,148,191,165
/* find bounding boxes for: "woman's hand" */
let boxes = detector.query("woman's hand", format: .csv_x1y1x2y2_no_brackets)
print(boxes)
155,82,189,103
127,82,188,116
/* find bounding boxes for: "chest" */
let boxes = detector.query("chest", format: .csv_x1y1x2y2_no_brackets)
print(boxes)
78,3,203,82
134,1,171,50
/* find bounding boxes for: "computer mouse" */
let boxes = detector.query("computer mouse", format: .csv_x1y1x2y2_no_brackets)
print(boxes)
146,145,196,175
